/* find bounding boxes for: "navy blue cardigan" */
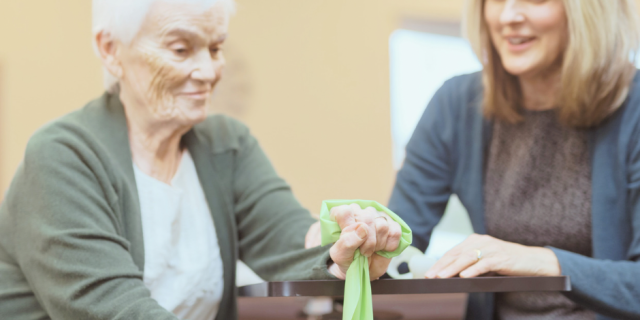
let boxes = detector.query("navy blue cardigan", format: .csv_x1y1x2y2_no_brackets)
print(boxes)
388,71,640,320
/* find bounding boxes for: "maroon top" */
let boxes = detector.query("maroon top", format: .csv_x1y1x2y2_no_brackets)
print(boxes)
485,110,595,320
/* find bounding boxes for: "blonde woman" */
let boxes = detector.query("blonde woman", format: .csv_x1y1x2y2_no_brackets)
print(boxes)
389,0,640,319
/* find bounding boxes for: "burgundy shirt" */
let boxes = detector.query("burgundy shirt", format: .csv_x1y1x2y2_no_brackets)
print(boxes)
484,110,595,320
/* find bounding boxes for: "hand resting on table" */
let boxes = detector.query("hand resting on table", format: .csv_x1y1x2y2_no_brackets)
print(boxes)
425,234,561,279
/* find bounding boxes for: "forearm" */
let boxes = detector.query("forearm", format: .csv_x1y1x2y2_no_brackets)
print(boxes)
550,247,640,319
237,188,334,280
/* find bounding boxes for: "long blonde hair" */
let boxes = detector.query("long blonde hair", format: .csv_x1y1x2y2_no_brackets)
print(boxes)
463,0,640,128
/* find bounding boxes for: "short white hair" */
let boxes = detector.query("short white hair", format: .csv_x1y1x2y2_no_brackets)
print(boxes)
92,0,236,93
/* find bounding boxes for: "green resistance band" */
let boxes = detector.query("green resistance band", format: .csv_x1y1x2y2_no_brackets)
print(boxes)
320,200,412,320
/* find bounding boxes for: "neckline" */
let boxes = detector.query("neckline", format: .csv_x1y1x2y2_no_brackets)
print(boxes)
133,150,191,187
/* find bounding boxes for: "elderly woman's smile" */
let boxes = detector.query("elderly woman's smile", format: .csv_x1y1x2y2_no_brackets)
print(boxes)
0,1,408,319
117,1,228,123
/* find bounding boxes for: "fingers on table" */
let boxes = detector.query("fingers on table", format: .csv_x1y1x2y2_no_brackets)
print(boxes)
459,258,493,278
434,249,483,279
426,234,503,279
425,239,476,278
425,253,456,279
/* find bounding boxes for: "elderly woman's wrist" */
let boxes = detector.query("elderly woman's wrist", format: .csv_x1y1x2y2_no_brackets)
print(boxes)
328,262,346,280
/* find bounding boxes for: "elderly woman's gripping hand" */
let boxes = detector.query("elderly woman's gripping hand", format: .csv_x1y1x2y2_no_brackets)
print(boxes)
315,204,402,280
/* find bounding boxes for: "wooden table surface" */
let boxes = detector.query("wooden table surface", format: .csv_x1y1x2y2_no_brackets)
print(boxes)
238,293,468,320
237,276,570,319
239,276,570,297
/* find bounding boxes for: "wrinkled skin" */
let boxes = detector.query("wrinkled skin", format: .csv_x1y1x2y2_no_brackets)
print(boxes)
94,1,400,281
323,204,402,280
120,1,228,130
96,1,229,183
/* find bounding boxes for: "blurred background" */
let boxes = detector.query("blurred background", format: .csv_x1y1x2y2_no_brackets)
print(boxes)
7,0,640,271
5,0,640,267
0,0,478,234
5,1,636,318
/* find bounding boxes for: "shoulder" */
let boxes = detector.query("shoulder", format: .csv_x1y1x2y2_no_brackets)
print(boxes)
440,71,483,96
627,69,640,97
418,71,484,131
622,70,640,120
24,97,107,165
5,97,119,216
619,71,640,165
615,71,640,140
434,71,482,112
190,114,254,154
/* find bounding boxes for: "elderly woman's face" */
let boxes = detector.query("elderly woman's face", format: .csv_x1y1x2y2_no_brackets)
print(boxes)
484,0,568,78
118,1,228,124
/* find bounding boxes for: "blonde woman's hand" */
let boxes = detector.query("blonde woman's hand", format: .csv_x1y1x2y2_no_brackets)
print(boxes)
425,234,561,279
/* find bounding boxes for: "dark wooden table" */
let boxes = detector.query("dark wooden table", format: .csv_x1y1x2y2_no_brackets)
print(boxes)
239,276,570,297
237,276,570,319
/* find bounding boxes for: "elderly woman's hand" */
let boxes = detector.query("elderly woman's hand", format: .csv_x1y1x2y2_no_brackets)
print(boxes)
425,234,561,279
325,204,402,280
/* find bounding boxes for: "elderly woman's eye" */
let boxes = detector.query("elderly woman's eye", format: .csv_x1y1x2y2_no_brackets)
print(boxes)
168,42,190,56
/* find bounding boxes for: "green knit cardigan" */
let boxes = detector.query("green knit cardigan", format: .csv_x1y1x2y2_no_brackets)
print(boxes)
0,93,333,320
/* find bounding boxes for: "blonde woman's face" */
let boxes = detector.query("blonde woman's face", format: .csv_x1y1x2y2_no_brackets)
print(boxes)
484,0,568,78
117,1,228,125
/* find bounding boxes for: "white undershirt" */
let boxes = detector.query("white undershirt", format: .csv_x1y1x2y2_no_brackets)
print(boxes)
134,150,224,320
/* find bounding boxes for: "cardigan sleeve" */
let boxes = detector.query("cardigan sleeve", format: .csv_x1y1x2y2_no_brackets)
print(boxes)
4,135,178,320
549,248,640,319
388,79,458,252
231,126,334,281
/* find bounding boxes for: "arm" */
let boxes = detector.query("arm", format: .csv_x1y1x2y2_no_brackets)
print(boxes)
233,130,333,281
548,249,640,319
545,127,640,319
425,118,640,319
6,137,177,319
388,80,457,252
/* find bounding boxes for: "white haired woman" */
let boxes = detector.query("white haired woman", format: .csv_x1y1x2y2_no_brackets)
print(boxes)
0,1,402,319
389,0,640,319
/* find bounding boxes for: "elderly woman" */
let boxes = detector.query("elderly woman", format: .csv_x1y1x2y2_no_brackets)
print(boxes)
389,0,640,319
0,0,402,319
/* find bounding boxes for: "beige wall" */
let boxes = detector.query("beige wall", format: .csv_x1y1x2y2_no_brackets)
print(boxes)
219,0,465,211
2,0,638,210
0,0,466,209
0,0,103,197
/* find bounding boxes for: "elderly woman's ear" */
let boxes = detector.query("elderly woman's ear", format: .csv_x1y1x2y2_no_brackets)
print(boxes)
95,31,123,79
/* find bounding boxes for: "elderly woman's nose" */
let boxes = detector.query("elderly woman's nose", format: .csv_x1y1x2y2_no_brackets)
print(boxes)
499,0,526,25
191,50,222,83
